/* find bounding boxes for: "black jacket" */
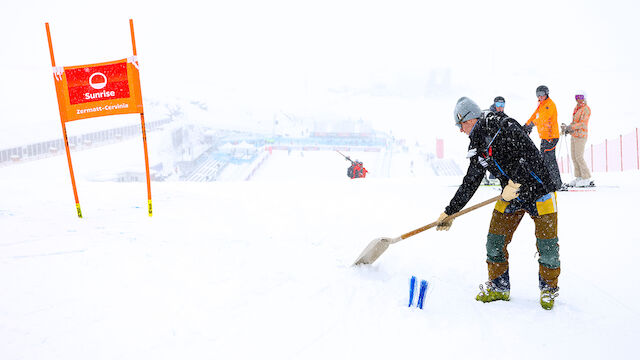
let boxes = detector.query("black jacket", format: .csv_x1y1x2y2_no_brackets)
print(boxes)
445,111,558,215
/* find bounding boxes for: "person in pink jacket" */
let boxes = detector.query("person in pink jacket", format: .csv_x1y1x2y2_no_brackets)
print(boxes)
561,90,593,187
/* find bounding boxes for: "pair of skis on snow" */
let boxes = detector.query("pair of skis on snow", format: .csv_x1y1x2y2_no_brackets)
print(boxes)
559,180,596,192
408,276,428,309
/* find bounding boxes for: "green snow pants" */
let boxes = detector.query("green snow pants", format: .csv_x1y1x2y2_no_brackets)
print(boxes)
486,207,561,289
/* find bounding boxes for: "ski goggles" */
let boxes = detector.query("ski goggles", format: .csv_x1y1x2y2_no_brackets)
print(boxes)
575,94,585,100
494,101,505,107
536,90,547,97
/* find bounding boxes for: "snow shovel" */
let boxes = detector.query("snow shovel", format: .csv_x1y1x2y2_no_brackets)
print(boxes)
353,195,502,266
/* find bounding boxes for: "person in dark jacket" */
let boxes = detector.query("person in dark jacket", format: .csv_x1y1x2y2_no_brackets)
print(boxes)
488,96,506,114
436,97,561,310
484,96,506,184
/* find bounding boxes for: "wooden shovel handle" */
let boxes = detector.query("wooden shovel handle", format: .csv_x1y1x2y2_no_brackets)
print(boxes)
400,195,502,240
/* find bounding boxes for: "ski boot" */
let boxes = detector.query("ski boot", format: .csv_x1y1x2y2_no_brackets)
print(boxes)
540,287,559,310
476,281,510,303
575,178,595,188
565,178,579,187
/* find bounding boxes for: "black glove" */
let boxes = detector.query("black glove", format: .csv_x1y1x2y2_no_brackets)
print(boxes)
523,123,533,135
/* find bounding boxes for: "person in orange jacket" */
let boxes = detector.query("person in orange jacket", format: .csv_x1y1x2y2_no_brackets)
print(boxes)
523,85,563,189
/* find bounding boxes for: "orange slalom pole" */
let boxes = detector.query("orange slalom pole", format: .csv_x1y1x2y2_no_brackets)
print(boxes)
130,19,152,216
140,113,153,217
46,22,82,218
129,19,138,56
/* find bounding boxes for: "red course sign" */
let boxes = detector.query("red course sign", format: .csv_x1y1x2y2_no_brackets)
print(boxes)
66,62,130,105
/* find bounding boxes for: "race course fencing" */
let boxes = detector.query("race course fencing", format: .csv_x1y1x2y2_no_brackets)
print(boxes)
558,127,639,174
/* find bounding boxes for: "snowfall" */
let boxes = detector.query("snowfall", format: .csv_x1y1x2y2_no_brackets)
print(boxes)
1,129,639,359
3,1,640,359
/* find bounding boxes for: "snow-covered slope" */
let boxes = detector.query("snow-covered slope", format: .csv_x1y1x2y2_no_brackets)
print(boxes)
1,146,639,359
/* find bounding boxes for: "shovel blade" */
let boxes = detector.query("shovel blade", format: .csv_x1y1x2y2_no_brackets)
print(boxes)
352,237,394,266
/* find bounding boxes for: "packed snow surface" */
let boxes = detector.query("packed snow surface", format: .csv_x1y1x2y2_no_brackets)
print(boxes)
1,144,639,359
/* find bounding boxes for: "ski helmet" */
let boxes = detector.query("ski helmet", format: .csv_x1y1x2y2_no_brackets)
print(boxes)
494,96,505,103
575,90,587,100
536,85,549,97
454,97,482,128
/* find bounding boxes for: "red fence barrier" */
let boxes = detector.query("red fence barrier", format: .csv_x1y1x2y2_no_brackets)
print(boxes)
558,127,639,173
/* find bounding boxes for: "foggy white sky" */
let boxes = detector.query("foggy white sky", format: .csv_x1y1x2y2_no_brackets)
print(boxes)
1,0,639,148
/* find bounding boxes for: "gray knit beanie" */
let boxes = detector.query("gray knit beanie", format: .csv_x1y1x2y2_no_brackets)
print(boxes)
454,97,482,128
